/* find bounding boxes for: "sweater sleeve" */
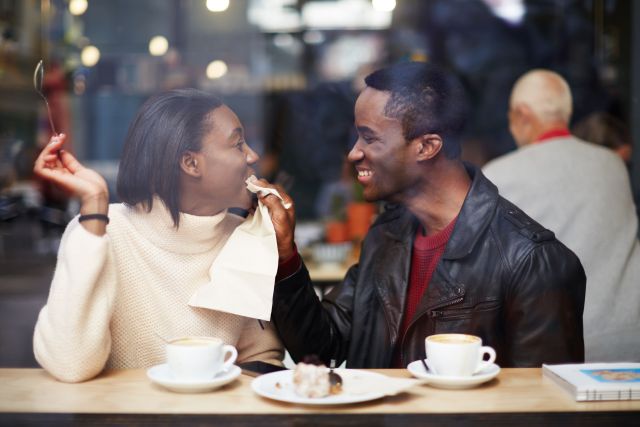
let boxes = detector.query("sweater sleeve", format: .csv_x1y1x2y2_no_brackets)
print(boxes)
33,218,117,382
235,319,284,366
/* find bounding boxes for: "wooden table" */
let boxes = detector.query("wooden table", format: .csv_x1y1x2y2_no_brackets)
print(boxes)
0,368,638,426
307,261,348,283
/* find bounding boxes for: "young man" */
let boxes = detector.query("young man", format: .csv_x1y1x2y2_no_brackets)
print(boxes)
262,62,585,368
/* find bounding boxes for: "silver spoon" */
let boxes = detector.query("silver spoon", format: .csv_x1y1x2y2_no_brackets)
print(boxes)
421,358,431,373
33,59,58,136
329,358,343,391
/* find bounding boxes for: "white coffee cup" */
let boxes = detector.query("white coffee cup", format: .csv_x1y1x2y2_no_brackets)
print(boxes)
425,333,496,377
166,336,237,381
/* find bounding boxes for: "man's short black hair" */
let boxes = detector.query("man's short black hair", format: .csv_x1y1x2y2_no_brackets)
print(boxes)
116,88,223,227
364,61,468,158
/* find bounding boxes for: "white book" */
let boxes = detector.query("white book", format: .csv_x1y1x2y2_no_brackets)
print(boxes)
543,363,640,401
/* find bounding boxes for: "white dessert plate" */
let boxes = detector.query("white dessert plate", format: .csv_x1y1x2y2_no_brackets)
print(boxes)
406,360,501,389
147,364,241,393
251,369,387,405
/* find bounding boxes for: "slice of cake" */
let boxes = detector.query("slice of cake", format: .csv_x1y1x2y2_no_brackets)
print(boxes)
292,355,343,398
292,362,331,398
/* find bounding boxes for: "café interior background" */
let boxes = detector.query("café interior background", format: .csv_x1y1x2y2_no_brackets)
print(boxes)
1,0,639,367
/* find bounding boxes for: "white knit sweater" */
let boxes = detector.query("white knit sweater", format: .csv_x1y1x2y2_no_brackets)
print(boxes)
33,200,283,382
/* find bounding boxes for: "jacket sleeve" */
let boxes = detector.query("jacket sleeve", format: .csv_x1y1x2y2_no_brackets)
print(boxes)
271,259,357,366
33,219,116,382
503,241,586,366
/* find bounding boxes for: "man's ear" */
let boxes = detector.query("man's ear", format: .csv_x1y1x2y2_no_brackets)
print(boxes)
414,134,443,161
512,103,533,124
180,151,201,177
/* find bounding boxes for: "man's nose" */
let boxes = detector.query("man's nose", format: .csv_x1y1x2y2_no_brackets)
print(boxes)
347,140,364,163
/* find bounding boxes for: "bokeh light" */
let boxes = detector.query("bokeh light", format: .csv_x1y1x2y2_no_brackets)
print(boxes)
81,45,100,67
206,60,228,79
206,0,229,12
149,36,169,56
69,0,88,16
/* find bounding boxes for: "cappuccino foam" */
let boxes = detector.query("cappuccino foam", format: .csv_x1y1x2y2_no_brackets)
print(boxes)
428,334,479,344
170,338,219,347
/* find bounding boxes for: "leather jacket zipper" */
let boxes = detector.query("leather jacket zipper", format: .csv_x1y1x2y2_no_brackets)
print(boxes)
428,297,465,319
398,295,464,367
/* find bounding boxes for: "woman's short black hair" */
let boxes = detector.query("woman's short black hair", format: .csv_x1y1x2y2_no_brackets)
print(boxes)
364,61,468,159
116,88,223,227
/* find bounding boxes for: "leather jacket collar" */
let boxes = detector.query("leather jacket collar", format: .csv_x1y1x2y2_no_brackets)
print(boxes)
444,163,498,260
381,162,498,261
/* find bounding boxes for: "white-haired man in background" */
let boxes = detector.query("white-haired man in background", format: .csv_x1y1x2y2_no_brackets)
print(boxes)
483,69,640,362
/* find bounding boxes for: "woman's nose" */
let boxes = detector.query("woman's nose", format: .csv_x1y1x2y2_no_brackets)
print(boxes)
245,145,259,164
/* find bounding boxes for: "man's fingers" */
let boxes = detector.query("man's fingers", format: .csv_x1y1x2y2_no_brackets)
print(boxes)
254,178,294,209
271,183,294,208
259,192,284,212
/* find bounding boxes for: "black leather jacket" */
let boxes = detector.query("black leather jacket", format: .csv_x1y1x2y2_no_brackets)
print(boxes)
272,165,585,368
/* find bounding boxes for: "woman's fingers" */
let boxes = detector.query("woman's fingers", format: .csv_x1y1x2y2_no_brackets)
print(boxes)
45,133,66,154
34,164,79,193
34,134,66,173
59,149,83,174
33,133,100,197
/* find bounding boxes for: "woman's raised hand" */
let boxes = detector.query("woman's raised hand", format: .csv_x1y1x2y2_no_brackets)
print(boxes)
34,134,109,235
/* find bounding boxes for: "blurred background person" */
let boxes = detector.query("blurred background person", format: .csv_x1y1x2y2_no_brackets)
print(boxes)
483,69,640,362
572,111,633,169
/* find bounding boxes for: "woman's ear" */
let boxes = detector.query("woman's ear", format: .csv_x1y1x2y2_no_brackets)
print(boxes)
180,151,201,177
414,134,443,161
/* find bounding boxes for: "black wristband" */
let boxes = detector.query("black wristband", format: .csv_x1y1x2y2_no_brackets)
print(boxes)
78,213,110,224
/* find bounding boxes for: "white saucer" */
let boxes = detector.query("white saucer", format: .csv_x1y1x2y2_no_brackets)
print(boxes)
146,364,241,393
406,360,500,389
251,369,388,405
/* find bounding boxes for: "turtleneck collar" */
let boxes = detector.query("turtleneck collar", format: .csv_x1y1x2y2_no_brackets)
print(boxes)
126,197,242,254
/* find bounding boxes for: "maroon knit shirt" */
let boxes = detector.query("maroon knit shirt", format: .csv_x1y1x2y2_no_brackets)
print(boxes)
392,216,458,367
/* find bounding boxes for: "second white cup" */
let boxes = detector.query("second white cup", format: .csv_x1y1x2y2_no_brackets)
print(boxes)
166,336,237,381
425,333,496,377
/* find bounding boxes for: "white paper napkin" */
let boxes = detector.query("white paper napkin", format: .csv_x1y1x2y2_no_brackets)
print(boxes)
344,374,424,396
188,176,289,320
245,176,292,209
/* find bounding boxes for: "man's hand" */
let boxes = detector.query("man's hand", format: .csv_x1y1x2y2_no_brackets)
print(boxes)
254,179,296,261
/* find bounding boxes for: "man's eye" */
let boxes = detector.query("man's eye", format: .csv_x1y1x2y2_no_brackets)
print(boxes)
235,140,245,151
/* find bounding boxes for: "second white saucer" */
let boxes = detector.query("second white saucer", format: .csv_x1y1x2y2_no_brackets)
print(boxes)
406,360,500,389
147,364,241,393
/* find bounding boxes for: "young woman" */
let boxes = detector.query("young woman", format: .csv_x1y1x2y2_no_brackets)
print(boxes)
33,89,284,382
